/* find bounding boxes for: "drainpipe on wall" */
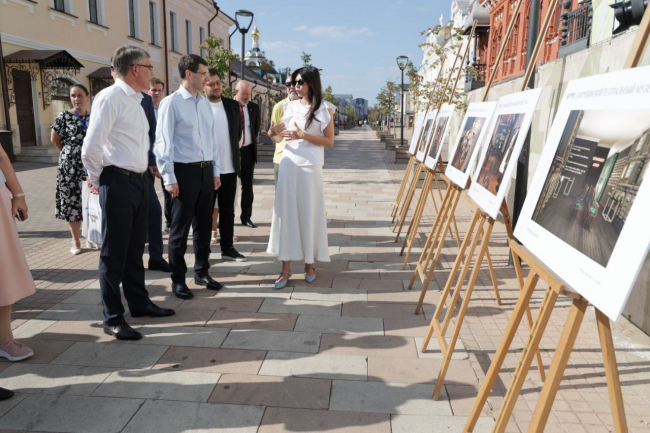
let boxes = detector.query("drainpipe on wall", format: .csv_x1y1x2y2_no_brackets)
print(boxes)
0,34,15,162
162,0,170,95
208,2,220,39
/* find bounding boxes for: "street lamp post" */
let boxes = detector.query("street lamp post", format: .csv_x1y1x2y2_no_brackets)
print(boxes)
235,10,254,84
396,55,409,147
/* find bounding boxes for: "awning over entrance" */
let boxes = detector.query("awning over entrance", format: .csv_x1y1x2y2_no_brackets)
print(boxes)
3,49,83,109
87,66,112,79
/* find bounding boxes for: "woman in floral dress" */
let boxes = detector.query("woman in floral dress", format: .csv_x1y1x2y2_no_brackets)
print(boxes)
51,84,90,255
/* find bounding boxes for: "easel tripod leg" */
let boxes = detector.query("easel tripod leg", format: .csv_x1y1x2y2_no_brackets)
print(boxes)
528,297,589,431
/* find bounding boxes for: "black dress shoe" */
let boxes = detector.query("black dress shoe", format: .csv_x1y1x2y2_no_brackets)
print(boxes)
172,282,194,299
130,303,176,318
194,274,223,291
148,259,171,272
103,323,142,340
241,219,257,228
222,247,247,262
0,387,14,401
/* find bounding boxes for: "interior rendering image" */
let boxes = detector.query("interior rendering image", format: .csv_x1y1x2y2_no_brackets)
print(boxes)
476,113,524,194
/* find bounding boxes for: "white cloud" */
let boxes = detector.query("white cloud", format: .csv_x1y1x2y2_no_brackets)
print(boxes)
294,25,374,39
261,41,300,51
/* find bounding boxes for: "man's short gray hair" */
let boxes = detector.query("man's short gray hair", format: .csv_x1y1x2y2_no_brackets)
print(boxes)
112,45,150,77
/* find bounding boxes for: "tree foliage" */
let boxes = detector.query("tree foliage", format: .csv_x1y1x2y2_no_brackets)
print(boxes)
301,52,312,66
344,105,359,123
200,34,239,98
368,106,379,124
322,86,338,106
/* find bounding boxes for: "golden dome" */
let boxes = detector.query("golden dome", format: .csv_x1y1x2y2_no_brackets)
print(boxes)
252,25,260,38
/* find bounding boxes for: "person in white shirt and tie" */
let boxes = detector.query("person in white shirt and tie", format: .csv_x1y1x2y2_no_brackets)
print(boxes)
154,54,222,300
82,46,175,341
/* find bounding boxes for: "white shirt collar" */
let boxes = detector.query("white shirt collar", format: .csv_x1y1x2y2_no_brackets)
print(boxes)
115,78,142,100
179,84,198,100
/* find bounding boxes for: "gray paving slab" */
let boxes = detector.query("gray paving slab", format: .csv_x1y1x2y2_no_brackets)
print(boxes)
214,284,293,299
122,399,264,433
390,414,495,432
52,341,168,369
0,363,113,396
61,289,101,305
35,303,108,321
291,286,367,303
294,314,383,335
10,319,56,339
0,393,28,417
222,330,321,353
329,380,451,415
0,394,144,433
259,298,342,317
414,336,468,360
258,351,367,381
93,369,220,402
120,325,229,348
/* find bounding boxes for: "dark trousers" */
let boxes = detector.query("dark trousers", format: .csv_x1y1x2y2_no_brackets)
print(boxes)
168,164,213,283
147,172,164,261
99,167,151,326
240,144,255,222
212,172,237,252
161,178,172,229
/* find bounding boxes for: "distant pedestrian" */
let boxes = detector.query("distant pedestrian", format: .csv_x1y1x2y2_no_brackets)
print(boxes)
140,88,170,272
147,77,171,234
154,54,222,300
82,45,175,341
0,145,36,375
50,83,91,255
267,66,335,289
234,80,260,228
203,70,246,261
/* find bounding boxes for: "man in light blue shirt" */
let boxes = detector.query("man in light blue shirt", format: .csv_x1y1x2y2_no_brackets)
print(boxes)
154,54,222,299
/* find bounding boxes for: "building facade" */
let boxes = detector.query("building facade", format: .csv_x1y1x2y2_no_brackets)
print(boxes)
0,0,234,159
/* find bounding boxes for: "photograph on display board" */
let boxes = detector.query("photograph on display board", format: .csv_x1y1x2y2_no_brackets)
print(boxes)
476,113,525,195
417,118,435,155
532,108,650,267
451,116,486,173
408,110,426,154
514,65,650,320
427,116,450,162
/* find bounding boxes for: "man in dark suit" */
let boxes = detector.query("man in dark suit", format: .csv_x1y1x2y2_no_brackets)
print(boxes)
234,80,261,228
204,70,246,261
140,90,170,272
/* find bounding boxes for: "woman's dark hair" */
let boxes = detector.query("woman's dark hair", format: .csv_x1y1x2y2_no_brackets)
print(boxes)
70,84,90,96
293,66,322,129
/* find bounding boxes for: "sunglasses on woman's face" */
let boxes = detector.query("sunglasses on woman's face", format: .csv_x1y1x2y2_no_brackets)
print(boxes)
292,79,305,86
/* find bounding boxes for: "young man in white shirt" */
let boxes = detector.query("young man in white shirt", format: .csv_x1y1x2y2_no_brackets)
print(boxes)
154,55,222,300
203,70,246,261
82,46,175,341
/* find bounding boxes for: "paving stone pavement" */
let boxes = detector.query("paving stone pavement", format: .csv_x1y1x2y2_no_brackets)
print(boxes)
2,125,649,432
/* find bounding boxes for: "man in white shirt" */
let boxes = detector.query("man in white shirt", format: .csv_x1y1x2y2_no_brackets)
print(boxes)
203,70,246,262
82,45,175,341
154,54,222,300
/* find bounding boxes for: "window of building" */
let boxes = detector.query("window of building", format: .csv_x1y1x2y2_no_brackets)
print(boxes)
199,27,206,56
149,1,159,45
51,78,74,115
89,0,98,23
185,20,193,54
170,11,178,51
128,0,140,39
53,0,66,12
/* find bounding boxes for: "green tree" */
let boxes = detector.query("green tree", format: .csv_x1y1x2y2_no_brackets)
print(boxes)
322,86,338,106
368,106,379,125
344,105,359,125
376,80,399,134
301,52,312,66
199,34,239,98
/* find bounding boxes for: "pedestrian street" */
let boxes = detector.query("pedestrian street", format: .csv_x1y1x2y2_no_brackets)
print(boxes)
1,126,649,432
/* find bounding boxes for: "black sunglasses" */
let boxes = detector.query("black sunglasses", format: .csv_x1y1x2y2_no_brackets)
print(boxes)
285,82,293,88
291,79,305,86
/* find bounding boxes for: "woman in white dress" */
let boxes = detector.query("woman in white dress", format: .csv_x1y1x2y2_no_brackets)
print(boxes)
267,66,335,289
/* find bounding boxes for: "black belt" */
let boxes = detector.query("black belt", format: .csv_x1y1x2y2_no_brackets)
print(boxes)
108,166,147,180
176,161,213,168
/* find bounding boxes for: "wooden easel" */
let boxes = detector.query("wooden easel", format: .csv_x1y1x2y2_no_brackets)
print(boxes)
398,23,478,258
390,61,448,225
463,6,650,431
416,0,560,401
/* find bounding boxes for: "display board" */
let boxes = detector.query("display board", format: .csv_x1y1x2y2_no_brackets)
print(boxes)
515,66,650,320
415,110,438,162
408,110,427,155
468,88,542,219
424,104,455,170
445,102,498,188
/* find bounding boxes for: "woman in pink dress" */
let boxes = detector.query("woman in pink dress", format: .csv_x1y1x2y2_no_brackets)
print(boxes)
0,145,37,399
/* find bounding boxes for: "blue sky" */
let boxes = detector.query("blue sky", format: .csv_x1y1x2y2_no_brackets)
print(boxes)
216,0,448,105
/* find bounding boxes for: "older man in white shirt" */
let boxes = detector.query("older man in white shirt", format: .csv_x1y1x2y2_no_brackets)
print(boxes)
154,54,222,300
82,46,174,341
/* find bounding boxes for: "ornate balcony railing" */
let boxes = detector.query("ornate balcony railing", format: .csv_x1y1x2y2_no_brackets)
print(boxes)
559,0,592,56
465,62,487,91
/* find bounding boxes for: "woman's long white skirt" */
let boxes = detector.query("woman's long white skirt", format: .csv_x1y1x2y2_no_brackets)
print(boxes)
267,164,330,263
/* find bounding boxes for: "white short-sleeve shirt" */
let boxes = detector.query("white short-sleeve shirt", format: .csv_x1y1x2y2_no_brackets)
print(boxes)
280,100,332,167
